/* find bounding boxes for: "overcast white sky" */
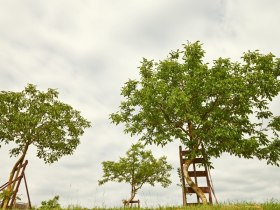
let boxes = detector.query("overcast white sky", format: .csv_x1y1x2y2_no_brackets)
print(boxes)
0,0,280,208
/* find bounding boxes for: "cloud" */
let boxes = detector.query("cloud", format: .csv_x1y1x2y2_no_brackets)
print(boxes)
0,0,279,208
212,154,280,202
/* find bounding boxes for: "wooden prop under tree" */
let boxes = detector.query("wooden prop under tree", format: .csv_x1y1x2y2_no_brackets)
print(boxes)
0,160,31,209
123,199,140,208
179,146,217,205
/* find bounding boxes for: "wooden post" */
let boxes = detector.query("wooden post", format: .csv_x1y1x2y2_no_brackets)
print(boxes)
179,146,187,206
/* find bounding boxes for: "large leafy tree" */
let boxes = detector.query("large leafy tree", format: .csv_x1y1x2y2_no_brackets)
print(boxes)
110,41,280,204
0,84,91,209
98,143,172,206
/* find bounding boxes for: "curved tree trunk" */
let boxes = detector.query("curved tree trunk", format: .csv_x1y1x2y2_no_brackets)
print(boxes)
123,186,136,207
183,122,207,204
1,144,29,209
183,158,207,204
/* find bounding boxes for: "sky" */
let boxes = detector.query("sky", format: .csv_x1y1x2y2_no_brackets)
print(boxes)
0,0,280,208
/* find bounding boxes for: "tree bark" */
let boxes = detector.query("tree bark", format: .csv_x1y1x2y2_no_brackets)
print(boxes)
183,158,208,204
123,186,137,207
1,144,29,209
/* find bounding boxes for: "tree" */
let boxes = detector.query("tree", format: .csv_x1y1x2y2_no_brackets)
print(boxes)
98,143,172,206
110,41,280,204
0,84,91,209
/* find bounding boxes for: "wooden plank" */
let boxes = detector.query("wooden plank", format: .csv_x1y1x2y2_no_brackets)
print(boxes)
193,158,205,164
129,200,140,204
186,187,210,193
180,158,205,164
188,171,207,177
180,150,202,156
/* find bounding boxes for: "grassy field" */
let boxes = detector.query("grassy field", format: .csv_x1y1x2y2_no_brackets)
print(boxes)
57,201,280,210
29,199,280,210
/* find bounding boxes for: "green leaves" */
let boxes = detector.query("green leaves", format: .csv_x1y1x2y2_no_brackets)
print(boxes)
98,143,172,193
38,195,61,210
269,116,280,132
111,41,280,167
0,84,91,164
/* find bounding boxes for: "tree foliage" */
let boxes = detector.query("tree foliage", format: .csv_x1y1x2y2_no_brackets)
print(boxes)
38,195,61,210
110,41,280,167
98,143,172,204
0,84,91,163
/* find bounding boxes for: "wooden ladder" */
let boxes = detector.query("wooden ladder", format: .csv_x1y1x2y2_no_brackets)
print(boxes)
179,146,213,206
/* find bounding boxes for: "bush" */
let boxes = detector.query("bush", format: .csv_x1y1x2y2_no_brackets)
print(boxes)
38,195,61,209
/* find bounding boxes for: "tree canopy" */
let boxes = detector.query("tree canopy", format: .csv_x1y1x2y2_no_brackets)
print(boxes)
110,41,280,167
98,143,172,205
0,84,91,164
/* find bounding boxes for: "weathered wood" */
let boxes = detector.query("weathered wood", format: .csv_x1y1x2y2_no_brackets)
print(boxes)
188,171,207,177
186,187,210,193
123,199,140,208
181,158,205,164
179,146,187,206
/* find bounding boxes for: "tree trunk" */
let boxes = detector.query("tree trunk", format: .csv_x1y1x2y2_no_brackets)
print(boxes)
1,144,29,209
183,158,208,204
184,121,207,204
123,186,136,207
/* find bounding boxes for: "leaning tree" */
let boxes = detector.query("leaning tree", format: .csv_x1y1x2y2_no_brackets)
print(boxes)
0,84,91,209
98,143,172,206
110,41,280,204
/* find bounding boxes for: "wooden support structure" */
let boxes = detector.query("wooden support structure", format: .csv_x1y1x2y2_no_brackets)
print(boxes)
0,160,31,209
123,200,140,208
179,146,213,206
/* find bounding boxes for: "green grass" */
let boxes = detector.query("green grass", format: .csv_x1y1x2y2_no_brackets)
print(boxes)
57,201,280,210
32,195,280,210
27,200,280,210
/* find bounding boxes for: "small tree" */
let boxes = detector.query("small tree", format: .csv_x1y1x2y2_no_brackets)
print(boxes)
110,41,280,204
38,195,61,210
0,84,91,209
98,143,172,206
